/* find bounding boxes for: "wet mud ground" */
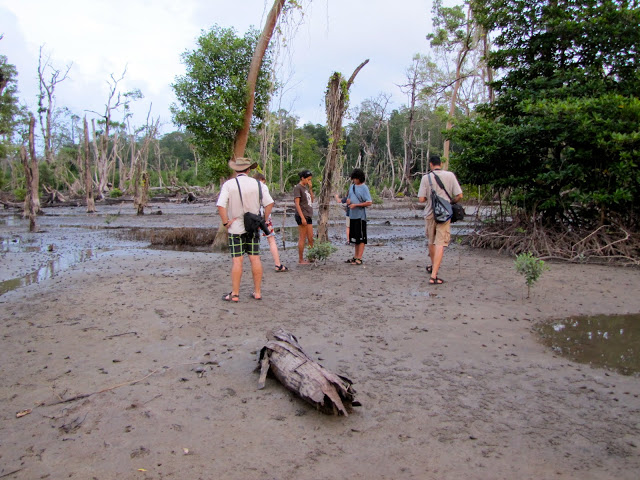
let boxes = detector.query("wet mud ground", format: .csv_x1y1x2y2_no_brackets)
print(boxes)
1,199,640,479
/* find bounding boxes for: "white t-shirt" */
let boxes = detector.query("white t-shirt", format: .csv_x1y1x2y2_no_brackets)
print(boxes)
217,174,274,234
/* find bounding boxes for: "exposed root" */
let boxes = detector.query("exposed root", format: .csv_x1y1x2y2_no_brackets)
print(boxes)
469,218,640,266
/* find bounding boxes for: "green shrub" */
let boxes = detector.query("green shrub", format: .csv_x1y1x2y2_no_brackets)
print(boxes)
306,241,338,265
13,188,26,201
109,188,123,198
514,252,549,298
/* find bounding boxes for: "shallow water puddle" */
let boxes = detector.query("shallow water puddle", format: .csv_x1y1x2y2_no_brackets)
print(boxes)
1,237,41,253
535,314,640,375
0,249,98,296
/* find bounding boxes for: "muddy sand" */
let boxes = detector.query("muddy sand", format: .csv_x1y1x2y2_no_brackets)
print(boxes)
1,200,639,479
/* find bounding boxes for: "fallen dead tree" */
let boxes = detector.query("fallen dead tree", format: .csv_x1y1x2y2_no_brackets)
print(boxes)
258,328,358,416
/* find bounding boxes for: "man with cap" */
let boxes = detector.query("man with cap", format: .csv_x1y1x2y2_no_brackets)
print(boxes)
217,157,275,302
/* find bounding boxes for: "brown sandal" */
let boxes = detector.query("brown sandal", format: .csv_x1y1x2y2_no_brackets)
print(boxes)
429,276,444,285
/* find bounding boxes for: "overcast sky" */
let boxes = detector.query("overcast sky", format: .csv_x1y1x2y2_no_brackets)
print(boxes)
1,0,438,134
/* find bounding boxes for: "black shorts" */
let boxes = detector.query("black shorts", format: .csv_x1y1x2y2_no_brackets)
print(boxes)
295,214,313,226
349,218,367,244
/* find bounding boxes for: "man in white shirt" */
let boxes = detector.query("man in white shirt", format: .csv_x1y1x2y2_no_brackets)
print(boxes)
217,157,274,302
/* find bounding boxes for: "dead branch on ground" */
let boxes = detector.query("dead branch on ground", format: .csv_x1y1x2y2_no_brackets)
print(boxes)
258,328,358,415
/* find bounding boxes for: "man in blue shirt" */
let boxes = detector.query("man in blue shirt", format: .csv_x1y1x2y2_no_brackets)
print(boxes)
346,168,373,265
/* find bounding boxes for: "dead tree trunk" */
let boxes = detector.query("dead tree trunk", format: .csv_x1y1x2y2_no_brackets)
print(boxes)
83,117,96,213
443,9,473,170
132,120,158,215
37,47,71,165
21,114,40,231
317,59,369,243
258,328,358,416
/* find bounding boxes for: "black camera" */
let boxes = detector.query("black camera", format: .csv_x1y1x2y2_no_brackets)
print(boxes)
244,212,270,237
257,217,270,236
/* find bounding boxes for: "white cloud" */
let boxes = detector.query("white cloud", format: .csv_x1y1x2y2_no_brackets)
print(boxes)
1,0,436,132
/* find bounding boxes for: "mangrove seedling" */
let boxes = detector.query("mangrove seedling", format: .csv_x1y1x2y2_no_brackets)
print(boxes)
306,241,338,265
514,252,548,298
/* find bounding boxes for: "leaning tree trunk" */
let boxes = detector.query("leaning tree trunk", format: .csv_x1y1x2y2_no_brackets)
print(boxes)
213,0,287,251
232,0,286,160
21,114,40,232
316,59,369,243
83,117,96,213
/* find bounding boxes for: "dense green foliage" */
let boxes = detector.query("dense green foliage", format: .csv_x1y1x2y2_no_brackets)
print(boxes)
171,25,273,182
0,55,22,161
451,0,640,226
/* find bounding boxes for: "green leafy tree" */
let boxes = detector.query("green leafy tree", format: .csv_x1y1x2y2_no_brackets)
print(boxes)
0,54,21,161
171,25,273,182
451,0,640,226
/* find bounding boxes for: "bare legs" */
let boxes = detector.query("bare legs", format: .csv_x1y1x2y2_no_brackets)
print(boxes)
298,224,313,264
428,243,445,280
230,254,263,297
267,235,281,267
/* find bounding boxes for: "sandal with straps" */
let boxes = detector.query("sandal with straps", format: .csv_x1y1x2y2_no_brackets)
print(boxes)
345,257,356,264
429,276,444,285
223,292,239,302
275,264,289,272
351,258,363,265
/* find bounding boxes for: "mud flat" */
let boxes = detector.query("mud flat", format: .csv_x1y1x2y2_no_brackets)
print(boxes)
1,201,639,479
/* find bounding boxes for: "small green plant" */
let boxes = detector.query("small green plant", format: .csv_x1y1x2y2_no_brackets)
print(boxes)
514,252,549,298
109,188,123,198
306,241,338,265
105,212,121,225
13,188,27,202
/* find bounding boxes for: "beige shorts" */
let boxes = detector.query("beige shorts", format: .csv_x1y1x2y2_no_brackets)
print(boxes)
425,216,451,246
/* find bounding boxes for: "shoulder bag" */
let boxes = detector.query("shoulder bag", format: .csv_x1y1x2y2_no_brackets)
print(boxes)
431,172,465,223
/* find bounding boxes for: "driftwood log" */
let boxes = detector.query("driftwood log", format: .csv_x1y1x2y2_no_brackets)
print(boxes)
258,328,358,416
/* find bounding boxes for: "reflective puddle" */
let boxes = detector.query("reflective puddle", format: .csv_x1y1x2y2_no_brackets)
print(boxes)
0,249,101,296
535,314,640,376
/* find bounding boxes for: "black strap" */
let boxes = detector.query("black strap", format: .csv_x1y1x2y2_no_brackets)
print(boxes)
430,171,453,202
351,184,364,203
234,177,263,214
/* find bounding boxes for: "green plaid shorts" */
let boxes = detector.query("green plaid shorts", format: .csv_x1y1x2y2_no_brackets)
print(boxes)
228,233,260,257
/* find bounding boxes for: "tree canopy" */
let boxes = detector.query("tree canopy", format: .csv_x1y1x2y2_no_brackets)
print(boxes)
450,0,640,226
171,25,273,181
0,54,22,160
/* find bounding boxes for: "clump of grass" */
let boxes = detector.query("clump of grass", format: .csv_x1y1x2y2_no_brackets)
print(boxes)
126,227,217,247
105,212,120,224
514,252,549,298
306,241,338,265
